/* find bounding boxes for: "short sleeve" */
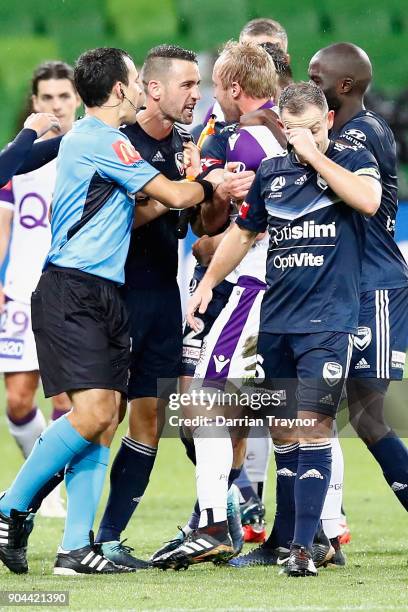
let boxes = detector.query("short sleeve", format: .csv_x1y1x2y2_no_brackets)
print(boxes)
95,134,159,194
235,168,268,233
0,180,15,210
348,148,381,182
200,132,228,176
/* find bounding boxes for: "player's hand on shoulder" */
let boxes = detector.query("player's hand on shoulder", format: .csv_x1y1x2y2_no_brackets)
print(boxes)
187,283,213,330
240,108,272,127
240,109,287,148
286,127,318,164
223,162,255,200
24,113,61,138
183,141,201,178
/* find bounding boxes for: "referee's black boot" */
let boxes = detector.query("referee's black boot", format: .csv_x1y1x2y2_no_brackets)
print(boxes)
0,509,30,574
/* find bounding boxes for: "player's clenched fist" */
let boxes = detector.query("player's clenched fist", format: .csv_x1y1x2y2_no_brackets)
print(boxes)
223,162,255,200
183,141,201,178
187,282,213,331
24,113,61,138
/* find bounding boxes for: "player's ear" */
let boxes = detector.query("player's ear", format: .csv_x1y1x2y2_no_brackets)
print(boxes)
327,110,335,129
147,79,161,101
231,81,241,99
114,81,124,100
340,77,353,94
31,94,40,113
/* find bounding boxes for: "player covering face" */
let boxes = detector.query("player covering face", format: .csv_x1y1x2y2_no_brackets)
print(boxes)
186,82,381,577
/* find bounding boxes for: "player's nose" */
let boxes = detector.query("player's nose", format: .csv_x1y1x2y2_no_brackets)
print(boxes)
52,100,63,113
191,85,201,101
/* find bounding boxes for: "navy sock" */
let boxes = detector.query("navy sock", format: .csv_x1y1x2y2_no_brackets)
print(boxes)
228,467,242,488
368,432,408,511
265,442,298,550
188,502,200,530
180,427,196,465
96,436,157,543
293,441,332,551
235,466,257,503
29,470,65,513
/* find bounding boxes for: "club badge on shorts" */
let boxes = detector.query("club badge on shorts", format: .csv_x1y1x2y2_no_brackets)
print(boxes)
322,361,343,387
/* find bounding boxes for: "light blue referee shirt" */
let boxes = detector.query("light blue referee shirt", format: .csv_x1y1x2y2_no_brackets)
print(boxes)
45,116,159,283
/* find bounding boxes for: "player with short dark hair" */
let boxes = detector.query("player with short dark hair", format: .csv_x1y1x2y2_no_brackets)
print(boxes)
151,43,287,570
95,44,202,568
309,43,408,514
185,81,382,576
141,44,198,83
0,46,214,576
259,42,293,94
74,47,133,107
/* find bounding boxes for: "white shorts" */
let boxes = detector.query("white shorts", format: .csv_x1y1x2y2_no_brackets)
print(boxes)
0,299,39,373
194,275,266,385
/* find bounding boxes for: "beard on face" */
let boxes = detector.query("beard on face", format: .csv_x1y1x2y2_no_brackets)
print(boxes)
324,87,341,112
161,102,194,125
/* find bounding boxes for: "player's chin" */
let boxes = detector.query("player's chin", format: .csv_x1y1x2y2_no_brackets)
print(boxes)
125,110,138,125
181,108,195,124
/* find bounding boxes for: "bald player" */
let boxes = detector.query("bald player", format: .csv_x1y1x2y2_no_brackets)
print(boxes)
309,43,408,514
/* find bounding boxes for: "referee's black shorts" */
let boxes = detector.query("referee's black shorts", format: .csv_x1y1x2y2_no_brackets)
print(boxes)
31,265,130,398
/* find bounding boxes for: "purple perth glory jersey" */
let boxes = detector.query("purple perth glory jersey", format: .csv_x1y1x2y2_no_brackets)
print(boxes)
226,101,283,171
333,110,408,292
237,141,382,334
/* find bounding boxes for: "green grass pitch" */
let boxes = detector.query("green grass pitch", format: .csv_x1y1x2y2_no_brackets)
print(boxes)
0,387,407,611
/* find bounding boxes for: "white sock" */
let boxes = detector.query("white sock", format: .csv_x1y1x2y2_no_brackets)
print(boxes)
321,434,344,539
7,407,46,459
194,424,232,527
244,426,272,500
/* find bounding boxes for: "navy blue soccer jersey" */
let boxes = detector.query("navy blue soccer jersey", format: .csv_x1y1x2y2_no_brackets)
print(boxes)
122,122,191,289
199,121,233,175
236,141,381,334
46,116,159,284
332,110,408,291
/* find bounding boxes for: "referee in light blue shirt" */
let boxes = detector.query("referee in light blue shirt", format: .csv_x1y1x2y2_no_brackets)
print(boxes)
0,47,214,576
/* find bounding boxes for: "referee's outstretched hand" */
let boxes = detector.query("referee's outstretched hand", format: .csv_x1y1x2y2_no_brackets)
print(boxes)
187,282,213,331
